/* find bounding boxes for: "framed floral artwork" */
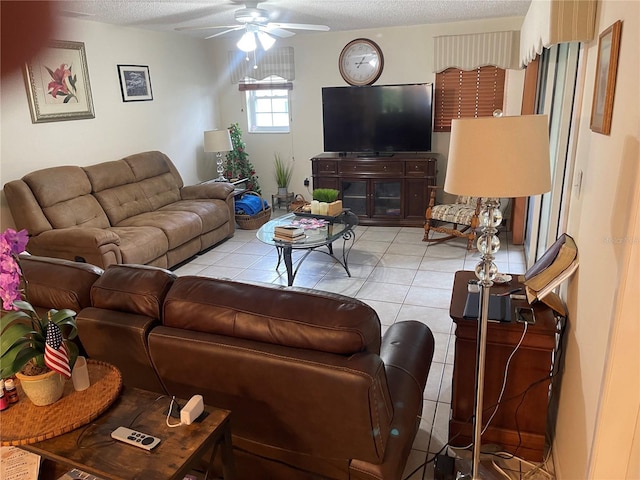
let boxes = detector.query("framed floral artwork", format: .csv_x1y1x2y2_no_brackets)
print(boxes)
590,20,622,135
117,65,153,102
24,40,95,123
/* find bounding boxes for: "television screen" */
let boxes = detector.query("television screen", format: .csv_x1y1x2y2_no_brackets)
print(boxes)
322,83,432,153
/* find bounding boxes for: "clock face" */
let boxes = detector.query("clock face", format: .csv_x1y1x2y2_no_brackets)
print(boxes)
338,38,384,86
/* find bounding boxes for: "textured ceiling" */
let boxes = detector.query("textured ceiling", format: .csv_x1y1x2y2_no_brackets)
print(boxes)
56,0,531,38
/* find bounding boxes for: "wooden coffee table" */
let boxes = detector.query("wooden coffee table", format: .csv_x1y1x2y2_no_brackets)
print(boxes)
21,386,235,480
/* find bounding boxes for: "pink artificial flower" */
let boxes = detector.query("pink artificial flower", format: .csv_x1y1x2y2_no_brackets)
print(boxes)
0,228,28,311
47,64,72,98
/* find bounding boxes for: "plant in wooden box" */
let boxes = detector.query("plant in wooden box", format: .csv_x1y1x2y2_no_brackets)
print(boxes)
312,189,342,216
224,123,261,195
0,228,78,406
274,153,293,196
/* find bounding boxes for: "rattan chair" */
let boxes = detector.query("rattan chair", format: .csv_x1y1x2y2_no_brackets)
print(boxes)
423,189,482,250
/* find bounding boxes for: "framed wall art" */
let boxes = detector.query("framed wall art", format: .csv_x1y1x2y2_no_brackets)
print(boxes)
24,40,95,123
117,65,153,102
590,20,622,135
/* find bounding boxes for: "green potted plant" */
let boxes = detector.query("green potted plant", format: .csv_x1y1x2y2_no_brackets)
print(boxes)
274,153,293,196
312,189,339,203
0,228,78,406
224,123,261,195
312,189,342,216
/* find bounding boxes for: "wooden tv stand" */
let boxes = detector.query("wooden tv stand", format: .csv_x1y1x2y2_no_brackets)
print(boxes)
310,152,437,227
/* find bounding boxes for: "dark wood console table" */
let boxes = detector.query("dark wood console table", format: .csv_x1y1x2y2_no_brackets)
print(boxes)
449,271,558,461
310,153,437,226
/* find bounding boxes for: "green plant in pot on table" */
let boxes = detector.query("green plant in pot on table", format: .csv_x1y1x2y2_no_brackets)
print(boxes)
0,228,78,406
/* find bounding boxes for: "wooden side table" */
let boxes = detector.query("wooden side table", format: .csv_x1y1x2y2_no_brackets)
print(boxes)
272,192,294,211
448,271,558,461
21,387,235,480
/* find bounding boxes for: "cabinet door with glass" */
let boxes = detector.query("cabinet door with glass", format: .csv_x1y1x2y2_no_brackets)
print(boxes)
373,180,402,218
341,179,368,217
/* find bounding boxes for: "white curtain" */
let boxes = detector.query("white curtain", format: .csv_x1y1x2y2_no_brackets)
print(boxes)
229,47,295,83
433,31,520,72
519,0,597,67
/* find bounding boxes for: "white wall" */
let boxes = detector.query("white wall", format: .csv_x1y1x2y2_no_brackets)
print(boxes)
554,1,640,478
208,17,525,201
0,17,219,230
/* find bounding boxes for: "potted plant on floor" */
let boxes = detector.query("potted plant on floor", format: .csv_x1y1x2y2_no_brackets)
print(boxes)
224,123,261,195
274,153,293,196
0,228,78,406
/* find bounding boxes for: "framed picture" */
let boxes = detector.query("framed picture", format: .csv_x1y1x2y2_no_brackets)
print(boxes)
117,65,153,102
24,40,95,123
590,20,622,135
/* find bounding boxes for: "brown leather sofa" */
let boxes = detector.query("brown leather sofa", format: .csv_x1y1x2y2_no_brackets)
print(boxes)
4,151,235,269
20,255,435,480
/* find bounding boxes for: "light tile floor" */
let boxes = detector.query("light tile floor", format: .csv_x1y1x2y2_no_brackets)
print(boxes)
173,214,554,480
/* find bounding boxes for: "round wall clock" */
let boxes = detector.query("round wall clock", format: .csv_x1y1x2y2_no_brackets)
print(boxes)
338,38,384,86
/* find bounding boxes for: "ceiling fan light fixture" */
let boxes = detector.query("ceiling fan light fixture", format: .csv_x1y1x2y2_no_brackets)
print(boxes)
235,7,270,24
257,31,275,50
237,31,257,52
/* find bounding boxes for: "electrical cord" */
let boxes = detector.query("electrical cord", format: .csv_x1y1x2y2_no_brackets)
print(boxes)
481,321,528,434
405,315,564,479
165,396,183,428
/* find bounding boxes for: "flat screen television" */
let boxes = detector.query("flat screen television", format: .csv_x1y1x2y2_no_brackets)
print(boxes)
322,83,433,154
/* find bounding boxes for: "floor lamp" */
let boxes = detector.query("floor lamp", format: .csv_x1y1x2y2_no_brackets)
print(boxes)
204,129,233,182
444,114,551,479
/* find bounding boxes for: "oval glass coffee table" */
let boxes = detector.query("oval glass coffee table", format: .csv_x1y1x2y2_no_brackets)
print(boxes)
256,211,358,286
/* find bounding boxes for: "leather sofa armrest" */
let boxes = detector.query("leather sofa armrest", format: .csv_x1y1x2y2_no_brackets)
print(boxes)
380,321,435,395
27,228,122,268
180,182,234,200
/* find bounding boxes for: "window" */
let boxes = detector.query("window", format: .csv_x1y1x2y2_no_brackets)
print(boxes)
241,76,292,133
434,66,506,132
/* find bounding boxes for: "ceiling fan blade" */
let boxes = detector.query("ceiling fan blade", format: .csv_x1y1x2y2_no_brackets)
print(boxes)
262,26,295,38
205,26,245,39
175,25,238,32
268,22,330,32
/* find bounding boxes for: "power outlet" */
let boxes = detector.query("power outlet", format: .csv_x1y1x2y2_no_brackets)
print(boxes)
304,178,309,187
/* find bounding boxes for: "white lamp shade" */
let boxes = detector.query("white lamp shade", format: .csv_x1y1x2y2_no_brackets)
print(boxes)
237,31,257,52
203,129,232,153
444,115,552,198
257,31,275,50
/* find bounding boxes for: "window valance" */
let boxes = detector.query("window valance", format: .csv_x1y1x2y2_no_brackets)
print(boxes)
519,0,597,67
433,31,520,73
229,46,295,83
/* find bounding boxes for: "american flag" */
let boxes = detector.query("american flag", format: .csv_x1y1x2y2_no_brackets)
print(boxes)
45,323,71,378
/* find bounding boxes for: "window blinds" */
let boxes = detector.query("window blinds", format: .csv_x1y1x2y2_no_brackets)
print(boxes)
434,67,506,132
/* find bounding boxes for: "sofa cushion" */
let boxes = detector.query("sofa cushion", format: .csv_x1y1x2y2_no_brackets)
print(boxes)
107,226,169,265
123,152,183,210
159,199,229,232
116,211,202,249
91,264,176,318
163,277,382,355
23,166,110,229
85,154,182,224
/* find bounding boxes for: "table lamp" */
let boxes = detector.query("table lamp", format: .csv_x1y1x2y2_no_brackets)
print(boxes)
204,129,233,182
444,113,551,479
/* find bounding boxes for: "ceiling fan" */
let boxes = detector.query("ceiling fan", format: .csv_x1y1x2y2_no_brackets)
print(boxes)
175,1,329,50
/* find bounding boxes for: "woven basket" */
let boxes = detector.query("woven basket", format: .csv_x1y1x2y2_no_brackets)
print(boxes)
290,194,310,212
236,191,271,230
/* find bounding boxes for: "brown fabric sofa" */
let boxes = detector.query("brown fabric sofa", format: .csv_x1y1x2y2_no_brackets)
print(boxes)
4,151,235,269
20,256,436,480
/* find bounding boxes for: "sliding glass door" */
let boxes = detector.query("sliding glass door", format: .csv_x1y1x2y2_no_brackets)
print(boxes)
525,42,582,264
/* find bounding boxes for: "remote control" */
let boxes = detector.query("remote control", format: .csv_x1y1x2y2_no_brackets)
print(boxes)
110,426,161,451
